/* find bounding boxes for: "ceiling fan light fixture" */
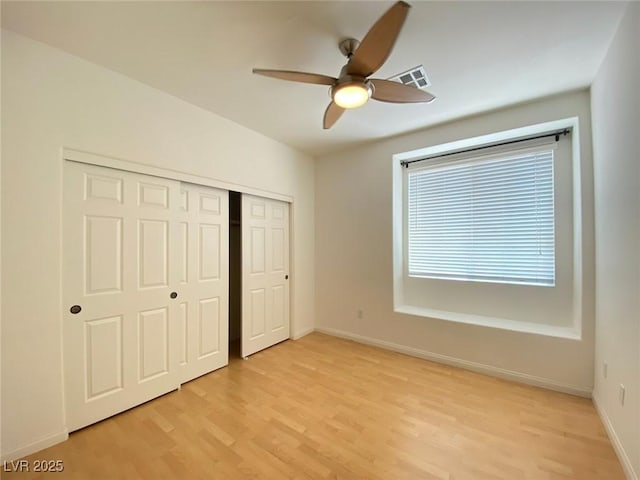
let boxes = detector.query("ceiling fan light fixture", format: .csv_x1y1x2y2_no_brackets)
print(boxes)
332,82,372,109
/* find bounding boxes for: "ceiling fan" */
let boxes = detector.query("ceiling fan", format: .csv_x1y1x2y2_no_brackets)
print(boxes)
252,1,435,129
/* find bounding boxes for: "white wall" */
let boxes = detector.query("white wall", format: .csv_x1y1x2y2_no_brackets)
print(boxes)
591,3,640,478
0,30,315,459
315,90,595,393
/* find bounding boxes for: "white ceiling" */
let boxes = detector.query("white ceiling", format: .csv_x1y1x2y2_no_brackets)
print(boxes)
1,1,627,156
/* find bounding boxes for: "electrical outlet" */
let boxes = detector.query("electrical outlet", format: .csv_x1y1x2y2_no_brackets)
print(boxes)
603,361,608,378
357,309,364,319
619,384,625,406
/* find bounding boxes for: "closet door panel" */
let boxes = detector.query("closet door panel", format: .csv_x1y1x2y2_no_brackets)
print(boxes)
63,162,181,432
176,183,229,383
241,194,290,357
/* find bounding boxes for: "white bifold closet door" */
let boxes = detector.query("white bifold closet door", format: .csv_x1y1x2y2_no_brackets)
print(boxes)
63,162,228,431
241,194,290,357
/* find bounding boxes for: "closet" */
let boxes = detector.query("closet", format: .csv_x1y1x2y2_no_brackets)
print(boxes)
229,192,242,357
62,160,289,431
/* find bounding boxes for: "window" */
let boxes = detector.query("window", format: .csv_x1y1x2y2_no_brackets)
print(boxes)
406,145,555,286
393,120,584,337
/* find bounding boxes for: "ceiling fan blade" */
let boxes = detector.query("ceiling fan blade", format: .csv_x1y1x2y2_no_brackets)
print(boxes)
347,1,411,78
252,69,336,86
370,79,435,103
323,102,345,129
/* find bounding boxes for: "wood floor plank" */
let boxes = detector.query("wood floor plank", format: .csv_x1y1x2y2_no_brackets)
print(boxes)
3,333,625,479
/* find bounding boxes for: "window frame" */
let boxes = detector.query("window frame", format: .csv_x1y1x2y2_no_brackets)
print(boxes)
391,118,585,339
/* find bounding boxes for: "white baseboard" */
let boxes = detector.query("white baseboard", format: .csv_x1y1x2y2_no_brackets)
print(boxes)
593,393,638,480
1,429,69,462
315,327,592,398
291,327,315,340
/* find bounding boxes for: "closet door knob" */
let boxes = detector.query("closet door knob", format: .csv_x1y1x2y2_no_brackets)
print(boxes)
285,275,289,280
70,305,82,314
170,292,178,299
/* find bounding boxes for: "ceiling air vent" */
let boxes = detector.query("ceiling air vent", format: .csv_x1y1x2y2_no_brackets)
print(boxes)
388,65,431,90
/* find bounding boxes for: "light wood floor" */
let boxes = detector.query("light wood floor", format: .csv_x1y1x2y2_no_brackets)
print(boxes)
4,333,624,479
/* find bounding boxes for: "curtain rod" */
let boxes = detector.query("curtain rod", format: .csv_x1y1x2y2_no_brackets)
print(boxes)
400,128,571,168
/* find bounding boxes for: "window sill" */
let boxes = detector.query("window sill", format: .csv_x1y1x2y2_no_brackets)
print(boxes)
394,304,581,340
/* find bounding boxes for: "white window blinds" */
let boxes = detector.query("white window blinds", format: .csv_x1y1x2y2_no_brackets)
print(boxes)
407,146,555,286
